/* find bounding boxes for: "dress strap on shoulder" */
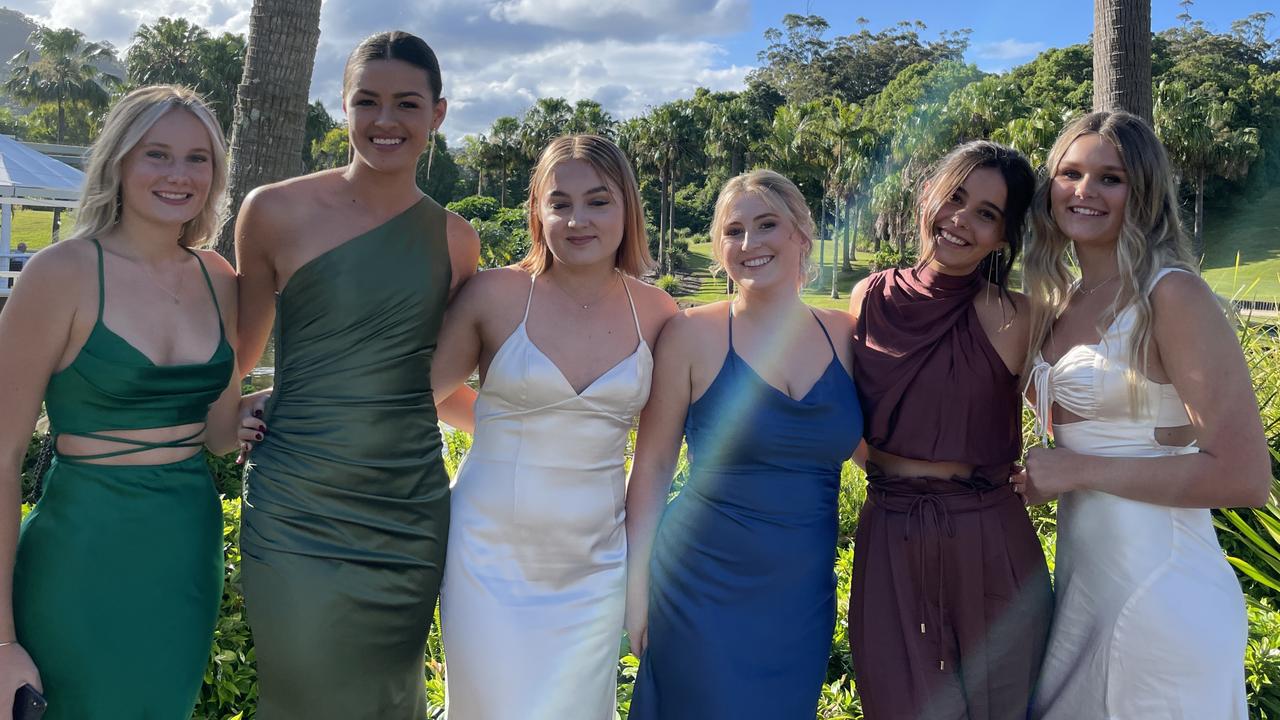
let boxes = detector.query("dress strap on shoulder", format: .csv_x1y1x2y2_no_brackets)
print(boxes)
90,238,105,322
184,248,226,340
620,273,642,339
1148,267,1193,295
809,309,837,355
522,273,536,324
727,301,735,348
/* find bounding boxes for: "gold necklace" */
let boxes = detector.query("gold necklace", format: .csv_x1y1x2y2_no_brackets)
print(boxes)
133,254,187,305
1077,273,1119,296
549,270,620,310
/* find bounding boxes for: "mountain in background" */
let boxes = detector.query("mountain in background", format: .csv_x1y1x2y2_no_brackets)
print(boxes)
0,7,125,86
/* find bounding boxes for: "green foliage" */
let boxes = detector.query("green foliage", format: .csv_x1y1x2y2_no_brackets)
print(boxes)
470,205,530,269
417,133,463,205
4,26,118,143
309,126,349,171
446,195,500,222
869,242,917,271
301,101,338,172
124,17,245,132
193,497,257,720
654,274,680,295
1247,599,1280,717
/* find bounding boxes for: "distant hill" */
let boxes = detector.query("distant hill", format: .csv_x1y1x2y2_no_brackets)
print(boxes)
0,7,125,88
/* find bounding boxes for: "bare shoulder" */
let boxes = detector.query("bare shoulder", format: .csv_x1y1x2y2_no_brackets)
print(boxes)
662,301,725,347
458,265,529,303
191,248,238,298
7,239,94,316
813,306,855,335
1150,269,1219,316
240,170,342,231
445,210,480,249
848,277,872,319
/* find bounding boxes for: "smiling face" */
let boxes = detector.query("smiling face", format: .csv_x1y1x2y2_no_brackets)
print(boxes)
925,166,1008,275
344,59,445,174
537,158,626,270
718,192,806,291
118,108,214,230
1050,133,1128,249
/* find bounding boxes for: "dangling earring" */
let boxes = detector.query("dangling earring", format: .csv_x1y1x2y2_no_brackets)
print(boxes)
425,130,438,179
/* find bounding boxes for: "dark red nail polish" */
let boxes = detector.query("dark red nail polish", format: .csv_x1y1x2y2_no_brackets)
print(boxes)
256,433,263,441
258,425,266,433
253,410,263,418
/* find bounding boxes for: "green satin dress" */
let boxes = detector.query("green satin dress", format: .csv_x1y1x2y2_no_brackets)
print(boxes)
14,238,230,719
241,196,452,719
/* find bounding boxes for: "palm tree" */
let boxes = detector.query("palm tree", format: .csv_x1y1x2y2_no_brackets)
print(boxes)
5,27,119,144
568,100,615,137
1093,0,1153,122
1155,81,1260,258
126,19,245,132
519,97,573,161
215,0,321,259
491,116,521,207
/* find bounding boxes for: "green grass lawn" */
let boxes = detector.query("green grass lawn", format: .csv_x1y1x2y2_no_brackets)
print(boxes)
677,236,875,310
1200,186,1280,302
5,207,73,253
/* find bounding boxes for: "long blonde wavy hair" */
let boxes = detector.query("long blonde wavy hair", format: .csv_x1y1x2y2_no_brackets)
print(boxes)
1023,111,1195,410
69,85,229,249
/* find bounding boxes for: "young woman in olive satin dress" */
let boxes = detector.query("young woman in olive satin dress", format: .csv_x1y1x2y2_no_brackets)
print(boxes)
233,32,479,719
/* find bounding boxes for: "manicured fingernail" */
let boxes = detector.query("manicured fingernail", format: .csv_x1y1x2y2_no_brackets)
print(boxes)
256,433,263,441
253,410,263,418
258,425,266,433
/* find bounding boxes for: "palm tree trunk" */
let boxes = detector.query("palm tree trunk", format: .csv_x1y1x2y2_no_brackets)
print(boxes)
1193,167,1205,259
829,201,840,299
1093,0,1153,123
665,161,675,275
658,167,667,276
817,198,826,282
215,0,322,260
842,197,854,269
56,96,65,144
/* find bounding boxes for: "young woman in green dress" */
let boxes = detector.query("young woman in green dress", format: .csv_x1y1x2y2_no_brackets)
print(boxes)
233,31,479,718
0,85,242,719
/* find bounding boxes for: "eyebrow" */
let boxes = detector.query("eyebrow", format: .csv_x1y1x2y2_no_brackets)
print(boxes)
353,89,427,99
953,185,1004,217
1060,160,1127,173
142,142,211,153
549,186,610,197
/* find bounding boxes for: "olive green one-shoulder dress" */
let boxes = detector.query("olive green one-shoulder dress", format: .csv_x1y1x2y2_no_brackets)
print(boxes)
241,196,451,718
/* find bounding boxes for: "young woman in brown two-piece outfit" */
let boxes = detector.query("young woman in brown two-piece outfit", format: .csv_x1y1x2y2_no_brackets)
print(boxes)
847,141,1053,720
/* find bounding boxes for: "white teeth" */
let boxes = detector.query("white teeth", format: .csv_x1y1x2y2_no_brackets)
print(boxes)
156,192,187,200
743,256,773,268
1071,207,1104,216
372,137,403,146
937,229,968,247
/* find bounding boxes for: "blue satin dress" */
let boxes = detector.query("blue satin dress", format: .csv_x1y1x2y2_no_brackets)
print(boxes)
630,307,862,719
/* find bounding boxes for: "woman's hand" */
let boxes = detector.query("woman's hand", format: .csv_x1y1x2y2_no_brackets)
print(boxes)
0,641,41,719
1011,446,1082,505
624,596,649,658
235,390,271,463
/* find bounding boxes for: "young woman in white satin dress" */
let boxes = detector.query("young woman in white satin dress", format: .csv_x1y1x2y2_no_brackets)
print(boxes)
1016,111,1270,719
430,134,678,719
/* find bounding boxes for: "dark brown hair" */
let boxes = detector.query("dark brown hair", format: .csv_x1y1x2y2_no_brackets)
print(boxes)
343,31,442,101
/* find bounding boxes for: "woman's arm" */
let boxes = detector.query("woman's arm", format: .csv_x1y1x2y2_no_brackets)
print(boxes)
444,211,480,299
624,312,695,657
200,251,245,456
1023,273,1271,508
234,187,282,378
0,247,84,693
436,387,477,435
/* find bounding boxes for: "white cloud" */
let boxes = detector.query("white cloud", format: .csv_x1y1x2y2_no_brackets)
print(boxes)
7,0,753,139
973,38,1047,61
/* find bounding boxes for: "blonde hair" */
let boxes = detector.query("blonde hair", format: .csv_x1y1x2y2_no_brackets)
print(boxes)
70,85,228,249
1023,111,1196,408
520,134,653,277
710,169,815,286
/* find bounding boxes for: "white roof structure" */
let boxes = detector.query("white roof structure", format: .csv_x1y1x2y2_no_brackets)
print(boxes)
0,134,84,207
0,135,84,297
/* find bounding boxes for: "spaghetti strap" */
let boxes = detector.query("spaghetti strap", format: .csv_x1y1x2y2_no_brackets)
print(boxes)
90,238,105,322
620,274,642,340
727,302,735,351
809,309,837,355
184,248,226,340
522,273,536,324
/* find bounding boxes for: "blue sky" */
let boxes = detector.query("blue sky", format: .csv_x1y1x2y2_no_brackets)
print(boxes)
2,0,1275,137
728,0,1276,72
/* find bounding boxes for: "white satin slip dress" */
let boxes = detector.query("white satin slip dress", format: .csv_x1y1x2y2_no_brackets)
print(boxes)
441,273,652,720
1027,268,1247,720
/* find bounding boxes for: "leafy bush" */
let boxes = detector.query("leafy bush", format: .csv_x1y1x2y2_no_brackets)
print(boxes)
445,195,500,222
869,243,917,272
654,274,681,295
